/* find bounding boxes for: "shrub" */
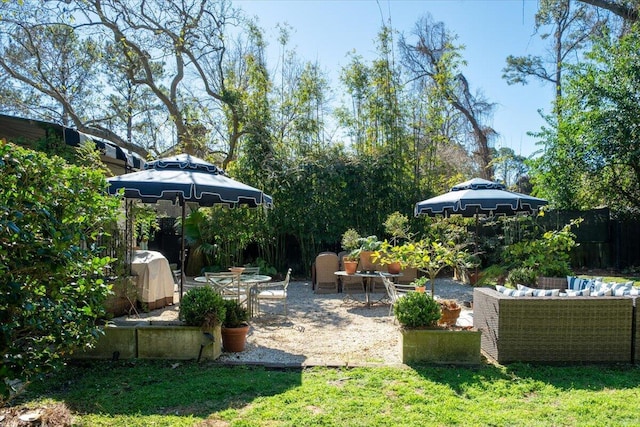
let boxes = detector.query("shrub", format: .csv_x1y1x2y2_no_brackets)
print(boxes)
507,267,537,286
222,299,249,328
1,141,120,402
179,287,226,328
393,292,441,328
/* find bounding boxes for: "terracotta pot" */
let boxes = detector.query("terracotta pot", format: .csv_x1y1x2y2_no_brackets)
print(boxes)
359,251,375,271
221,325,249,352
387,262,401,275
469,272,483,285
438,306,462,327
344,260,358,275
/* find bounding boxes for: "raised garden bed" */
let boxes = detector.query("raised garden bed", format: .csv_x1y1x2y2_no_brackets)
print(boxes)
75,323,222,361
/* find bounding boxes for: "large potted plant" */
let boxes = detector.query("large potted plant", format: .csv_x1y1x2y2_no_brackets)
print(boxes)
357,235,383,272
341,228,361,274
221,299,250,352
394,292,480,364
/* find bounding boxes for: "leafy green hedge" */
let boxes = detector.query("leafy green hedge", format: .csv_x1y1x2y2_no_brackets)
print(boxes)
0,140,121,402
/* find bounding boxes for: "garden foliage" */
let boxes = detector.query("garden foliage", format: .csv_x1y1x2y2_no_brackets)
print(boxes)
179,286,226,328
0,141,120,402
393,292,441,328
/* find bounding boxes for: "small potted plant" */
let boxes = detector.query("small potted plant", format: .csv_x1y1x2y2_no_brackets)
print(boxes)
411,277,428,293
221,299,250,352
342,252,359,274
438,299,462,326
341,228,361,274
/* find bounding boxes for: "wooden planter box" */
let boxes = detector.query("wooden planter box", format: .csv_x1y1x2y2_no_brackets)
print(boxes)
75,324,222,361
401,328,482,364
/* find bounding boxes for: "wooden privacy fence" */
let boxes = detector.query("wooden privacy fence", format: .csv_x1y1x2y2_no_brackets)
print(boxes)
540,208,640,270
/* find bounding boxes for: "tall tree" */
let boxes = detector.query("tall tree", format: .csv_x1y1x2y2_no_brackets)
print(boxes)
491,147,528,189
503,0,607,104
77,0,243,157
400,15,496,180
531,25,640,214
578,0,639,22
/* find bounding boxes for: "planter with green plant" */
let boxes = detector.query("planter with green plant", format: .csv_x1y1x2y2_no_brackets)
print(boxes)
411,277,428,293
379,211,412,274
341,228,361,274
221,299,250,352
357,235,383,272
133,286,225,360
394,291,480,364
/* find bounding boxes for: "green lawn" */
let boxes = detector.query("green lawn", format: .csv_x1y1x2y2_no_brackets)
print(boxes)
9,360,640,426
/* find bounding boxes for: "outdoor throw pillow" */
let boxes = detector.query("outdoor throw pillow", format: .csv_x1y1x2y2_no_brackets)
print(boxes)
567,276,586,290
567,276,598,291
496,285,530,297
606,281,635,296
590,288,613,297
627,287,640,296
518,285,560,297
533,288,560,297
564,289,591,297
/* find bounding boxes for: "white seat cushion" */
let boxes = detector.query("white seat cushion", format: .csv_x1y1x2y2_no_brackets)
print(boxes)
258,290,285,299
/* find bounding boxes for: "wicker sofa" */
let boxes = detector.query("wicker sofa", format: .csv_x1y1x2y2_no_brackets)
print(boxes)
473,287,635,363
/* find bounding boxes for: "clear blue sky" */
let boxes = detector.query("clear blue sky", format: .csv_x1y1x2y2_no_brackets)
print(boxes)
236,0,554,158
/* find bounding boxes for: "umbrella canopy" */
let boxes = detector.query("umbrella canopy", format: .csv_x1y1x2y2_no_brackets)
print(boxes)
414,178,547,217
107,154,273,298
108,154,273,208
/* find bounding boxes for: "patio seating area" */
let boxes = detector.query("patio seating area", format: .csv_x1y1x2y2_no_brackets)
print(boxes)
473,287,637,364
109,278,474,367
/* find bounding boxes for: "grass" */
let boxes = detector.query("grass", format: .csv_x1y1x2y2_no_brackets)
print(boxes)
7,360,640,426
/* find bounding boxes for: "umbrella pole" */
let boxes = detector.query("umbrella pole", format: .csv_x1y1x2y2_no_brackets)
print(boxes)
475,210,479,281
180,198,185,300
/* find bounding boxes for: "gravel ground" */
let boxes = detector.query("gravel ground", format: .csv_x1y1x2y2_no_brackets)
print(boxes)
114,278,476,367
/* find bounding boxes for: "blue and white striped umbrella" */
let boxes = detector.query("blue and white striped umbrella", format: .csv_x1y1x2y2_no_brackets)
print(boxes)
415,178,547,217
107,154,273,297
108,154,273,208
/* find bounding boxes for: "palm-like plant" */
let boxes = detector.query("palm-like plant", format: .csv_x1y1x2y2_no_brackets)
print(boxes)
177,209,218,275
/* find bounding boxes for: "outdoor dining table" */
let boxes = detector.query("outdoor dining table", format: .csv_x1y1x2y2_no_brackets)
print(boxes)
193,274,272,316
334,271,402,308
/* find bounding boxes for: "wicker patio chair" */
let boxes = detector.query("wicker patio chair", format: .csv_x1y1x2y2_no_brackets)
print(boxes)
313,252,339,293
